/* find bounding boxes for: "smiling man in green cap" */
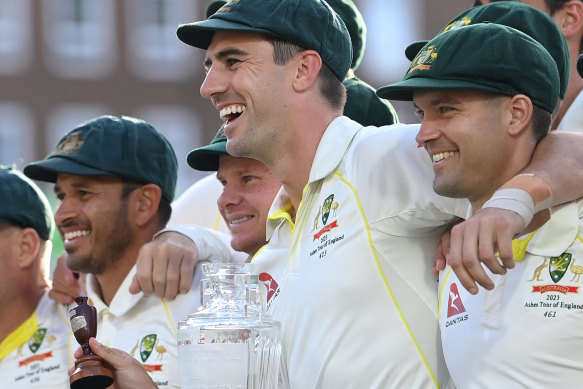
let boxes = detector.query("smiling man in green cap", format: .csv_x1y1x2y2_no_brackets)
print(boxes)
0,166,72,388
378,22,583,387
170,0,583,387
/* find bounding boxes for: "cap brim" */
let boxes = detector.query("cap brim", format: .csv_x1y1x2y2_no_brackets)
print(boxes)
24,157,117,183
177,18,275,49
186,142,228,171
377,78,509,101
404,41,428,61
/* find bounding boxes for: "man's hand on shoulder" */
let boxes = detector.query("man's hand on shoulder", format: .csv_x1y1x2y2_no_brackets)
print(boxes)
131,231,200,300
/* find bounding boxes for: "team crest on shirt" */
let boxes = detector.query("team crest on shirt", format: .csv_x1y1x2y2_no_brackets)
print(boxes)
309,194,344,260
408,45,438,74
529,253,580,294
139,334,165,373
28,328,47,353
140,334,157,362
442,16,471,32
549,253,572,283
311,194,340,240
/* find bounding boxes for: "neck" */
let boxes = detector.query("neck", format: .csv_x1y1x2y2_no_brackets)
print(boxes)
93,235,152,306
0,282,47,344
552,45,583,130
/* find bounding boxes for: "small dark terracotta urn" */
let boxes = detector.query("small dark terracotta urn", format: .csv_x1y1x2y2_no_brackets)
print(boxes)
69,296,114,389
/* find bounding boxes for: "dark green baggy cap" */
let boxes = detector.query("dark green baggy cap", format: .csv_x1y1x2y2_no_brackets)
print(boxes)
187,125,228,172
404,1,569,99
24,115,178,202
343,78,398,126
377,23,560,114
177,0,352,81
0,165,54,240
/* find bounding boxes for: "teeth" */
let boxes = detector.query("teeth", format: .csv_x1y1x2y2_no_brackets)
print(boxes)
230,216,252,225
64,230,90,241
219,105,246,121
432,151,455,163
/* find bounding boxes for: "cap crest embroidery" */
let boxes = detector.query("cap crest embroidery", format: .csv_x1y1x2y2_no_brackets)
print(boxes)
409,45,437,74
52,131,84,156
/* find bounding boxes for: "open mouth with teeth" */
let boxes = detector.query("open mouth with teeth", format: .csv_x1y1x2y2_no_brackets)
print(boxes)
63,230,90,242
220,105,246,124
432,151,456,163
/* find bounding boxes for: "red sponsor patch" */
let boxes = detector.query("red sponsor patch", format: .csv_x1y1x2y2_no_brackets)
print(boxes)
447,283,467,318
19,352,53,366
313,221,338,240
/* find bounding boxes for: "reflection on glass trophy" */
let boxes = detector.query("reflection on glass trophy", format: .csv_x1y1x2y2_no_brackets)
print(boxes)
177,263,283,388
69,296,114,389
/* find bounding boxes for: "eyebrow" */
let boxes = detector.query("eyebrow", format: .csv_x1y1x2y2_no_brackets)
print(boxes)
203,48,250,68
414,94,464,108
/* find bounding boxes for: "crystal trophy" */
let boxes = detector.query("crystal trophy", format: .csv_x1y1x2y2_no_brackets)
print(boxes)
178,263,282,388
69,296,114,389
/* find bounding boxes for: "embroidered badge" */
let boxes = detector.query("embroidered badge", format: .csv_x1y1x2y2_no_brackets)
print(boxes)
443,16,472,32
409,45,438,74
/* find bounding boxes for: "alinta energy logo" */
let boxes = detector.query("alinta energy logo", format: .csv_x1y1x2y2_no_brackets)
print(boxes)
445,283,469,327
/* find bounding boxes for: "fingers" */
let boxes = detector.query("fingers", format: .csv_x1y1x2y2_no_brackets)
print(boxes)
135,246,155,295
128,276,142,295
49,254,85,302
48,289,75,305
178,254,197,295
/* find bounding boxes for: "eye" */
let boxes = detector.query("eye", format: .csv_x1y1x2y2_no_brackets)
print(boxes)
226,57,241,68
439,106,454,114
414,108,424,119
242,175,255,183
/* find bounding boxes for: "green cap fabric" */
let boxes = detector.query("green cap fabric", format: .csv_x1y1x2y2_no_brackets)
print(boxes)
577,53,583,78
0,166,54,240
24,115,178,202
377,23,560,114
326,0,366,71
404,2,569,99
187,125,227,171
206,1,226,18
177,0,352,81
343,78,398,126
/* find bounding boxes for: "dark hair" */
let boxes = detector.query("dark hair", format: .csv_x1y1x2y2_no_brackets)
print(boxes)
268,36,346,111
532,104,552,142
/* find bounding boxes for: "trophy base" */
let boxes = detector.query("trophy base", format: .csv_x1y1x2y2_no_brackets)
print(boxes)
70,354,114,389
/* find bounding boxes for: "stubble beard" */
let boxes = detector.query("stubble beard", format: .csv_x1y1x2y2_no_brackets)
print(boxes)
66,200,134,275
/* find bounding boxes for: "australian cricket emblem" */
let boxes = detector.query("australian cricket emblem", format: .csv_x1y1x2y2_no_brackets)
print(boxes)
140,334,157,362
28,328,47,353
409,45,437,73
550,253,572,283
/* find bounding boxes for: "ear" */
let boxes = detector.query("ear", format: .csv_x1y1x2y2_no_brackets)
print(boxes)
554,0,583,40
507,94,533,137
292,50,322,92
15,228,41,269
132,184,163,227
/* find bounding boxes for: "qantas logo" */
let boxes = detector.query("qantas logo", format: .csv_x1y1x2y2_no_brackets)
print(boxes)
259,273,280,308
447,283,466,317
444,283,469,327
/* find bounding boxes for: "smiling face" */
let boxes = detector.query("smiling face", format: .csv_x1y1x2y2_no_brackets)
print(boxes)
200,31,296,162
414,89,515,207
216,155,281,256
53,174,135,275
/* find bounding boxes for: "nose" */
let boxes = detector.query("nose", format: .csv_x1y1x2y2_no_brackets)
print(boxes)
217,183,243,212
54,197,77,228
415,118,441,146
200,65,228,100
